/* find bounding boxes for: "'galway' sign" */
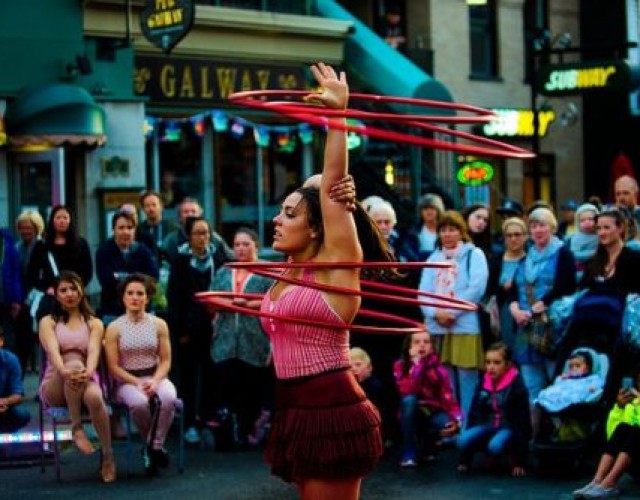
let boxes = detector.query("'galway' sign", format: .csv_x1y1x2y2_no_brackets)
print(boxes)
134,56,308,106
140,0,195,54
538,60,630,96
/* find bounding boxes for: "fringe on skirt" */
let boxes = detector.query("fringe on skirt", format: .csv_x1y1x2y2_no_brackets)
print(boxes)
265,368,383,483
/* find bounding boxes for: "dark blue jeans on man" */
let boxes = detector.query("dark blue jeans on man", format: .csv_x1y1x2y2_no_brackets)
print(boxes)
0,405,30,433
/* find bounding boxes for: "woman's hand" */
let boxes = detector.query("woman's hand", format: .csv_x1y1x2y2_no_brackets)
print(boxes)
306,63,348,111
510,304,532,326
531,300,546,315
141,379,158,398
435,309,455,327
617,388,636,408
329,175,357,212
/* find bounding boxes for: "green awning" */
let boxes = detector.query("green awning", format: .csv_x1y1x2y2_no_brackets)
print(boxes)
5,84,107,147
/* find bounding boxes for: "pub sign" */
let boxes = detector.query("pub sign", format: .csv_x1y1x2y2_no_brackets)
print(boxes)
140,0,195,54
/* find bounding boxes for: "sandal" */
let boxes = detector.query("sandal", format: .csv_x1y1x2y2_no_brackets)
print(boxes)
72,424,95,455
101,451,116,483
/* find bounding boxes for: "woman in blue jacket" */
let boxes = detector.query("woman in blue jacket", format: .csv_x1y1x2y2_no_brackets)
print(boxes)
419,210,489,421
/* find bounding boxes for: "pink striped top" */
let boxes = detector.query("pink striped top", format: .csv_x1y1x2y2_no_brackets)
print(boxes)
260,269,351,379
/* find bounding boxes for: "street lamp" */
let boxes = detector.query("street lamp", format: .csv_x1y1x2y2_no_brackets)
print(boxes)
530,31,571,200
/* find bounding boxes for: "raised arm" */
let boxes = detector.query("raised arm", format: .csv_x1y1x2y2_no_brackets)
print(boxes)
308,63,362,263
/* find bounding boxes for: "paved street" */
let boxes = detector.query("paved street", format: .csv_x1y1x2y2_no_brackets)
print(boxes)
3,428,640,499
2,375,640,499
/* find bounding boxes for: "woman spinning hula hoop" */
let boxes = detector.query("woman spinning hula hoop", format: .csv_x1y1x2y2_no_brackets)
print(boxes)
259,63,393,499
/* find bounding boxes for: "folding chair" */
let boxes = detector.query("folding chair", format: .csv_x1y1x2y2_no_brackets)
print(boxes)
38,346,112,481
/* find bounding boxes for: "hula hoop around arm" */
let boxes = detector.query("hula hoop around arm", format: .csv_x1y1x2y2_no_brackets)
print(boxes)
194,292,427,334
244,267,477,312
229,91,535,159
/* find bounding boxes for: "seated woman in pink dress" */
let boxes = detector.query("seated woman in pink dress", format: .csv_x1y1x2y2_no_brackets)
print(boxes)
104,273,177,475
38,270,115,482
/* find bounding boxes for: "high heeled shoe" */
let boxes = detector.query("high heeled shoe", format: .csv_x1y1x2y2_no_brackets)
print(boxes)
101,451,116,483
72,423,95,455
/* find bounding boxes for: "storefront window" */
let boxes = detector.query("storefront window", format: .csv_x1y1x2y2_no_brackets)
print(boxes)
216,126,307,249
147,121,203,222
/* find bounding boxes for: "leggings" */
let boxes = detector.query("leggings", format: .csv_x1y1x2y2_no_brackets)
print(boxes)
605,423,640,461
116,378,177,449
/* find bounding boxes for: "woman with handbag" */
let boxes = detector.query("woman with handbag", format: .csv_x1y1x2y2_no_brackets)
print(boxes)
486,217,528,351
508,208,576,433
420,210,489,421
14,210,45,373
28,205,93,322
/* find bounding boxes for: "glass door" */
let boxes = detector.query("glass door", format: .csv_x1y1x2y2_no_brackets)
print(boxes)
9,148,65,224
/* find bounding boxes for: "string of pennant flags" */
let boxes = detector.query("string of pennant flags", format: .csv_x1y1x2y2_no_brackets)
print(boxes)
144,111,366,152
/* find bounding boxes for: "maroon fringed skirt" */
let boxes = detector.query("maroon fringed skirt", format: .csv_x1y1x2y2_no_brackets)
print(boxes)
265,367,383,483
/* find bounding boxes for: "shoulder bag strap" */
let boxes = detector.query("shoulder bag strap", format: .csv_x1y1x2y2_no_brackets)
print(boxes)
47,251,59,278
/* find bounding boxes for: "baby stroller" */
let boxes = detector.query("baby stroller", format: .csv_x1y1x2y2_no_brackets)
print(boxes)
532,347,612,474
532,289,627,474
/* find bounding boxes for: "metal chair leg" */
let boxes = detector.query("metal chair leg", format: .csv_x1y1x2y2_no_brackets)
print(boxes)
125,409,134,477
52,419,61,482
39,403,45,473
178,407,184,474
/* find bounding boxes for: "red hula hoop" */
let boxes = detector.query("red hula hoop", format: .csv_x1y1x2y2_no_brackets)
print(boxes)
195,292,426,335
226,261,453,269
243,267,477,312
229,90,495,123
228,90,535,159
360,280,474,308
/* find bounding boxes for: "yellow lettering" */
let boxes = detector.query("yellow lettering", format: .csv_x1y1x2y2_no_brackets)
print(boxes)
256,70,270,90
278,74,298,89
241,69,252,91
216,68,237,99
173,9,183,23
200,66,214,98
517,110,534,137
180,65,195,98
538,110,555,136
160,65,176,97
576,66,616,89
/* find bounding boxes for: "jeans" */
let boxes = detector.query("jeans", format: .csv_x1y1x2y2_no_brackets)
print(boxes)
447,365,479,424
400,395,452,460
521,359,555,403
457,423,514,465
0,404,31,433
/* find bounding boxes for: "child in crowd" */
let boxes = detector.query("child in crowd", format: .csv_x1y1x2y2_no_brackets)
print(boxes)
350,347,384,410
393,332,461,467
457,342,531,477
536,349,604,413
567,203,599,282
536,349,605,442
573,373,640,498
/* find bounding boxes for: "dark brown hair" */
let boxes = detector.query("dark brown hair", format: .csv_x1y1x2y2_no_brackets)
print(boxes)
436,210,471,246
294,186,395,278
51,270,95,323
117,273,157,305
